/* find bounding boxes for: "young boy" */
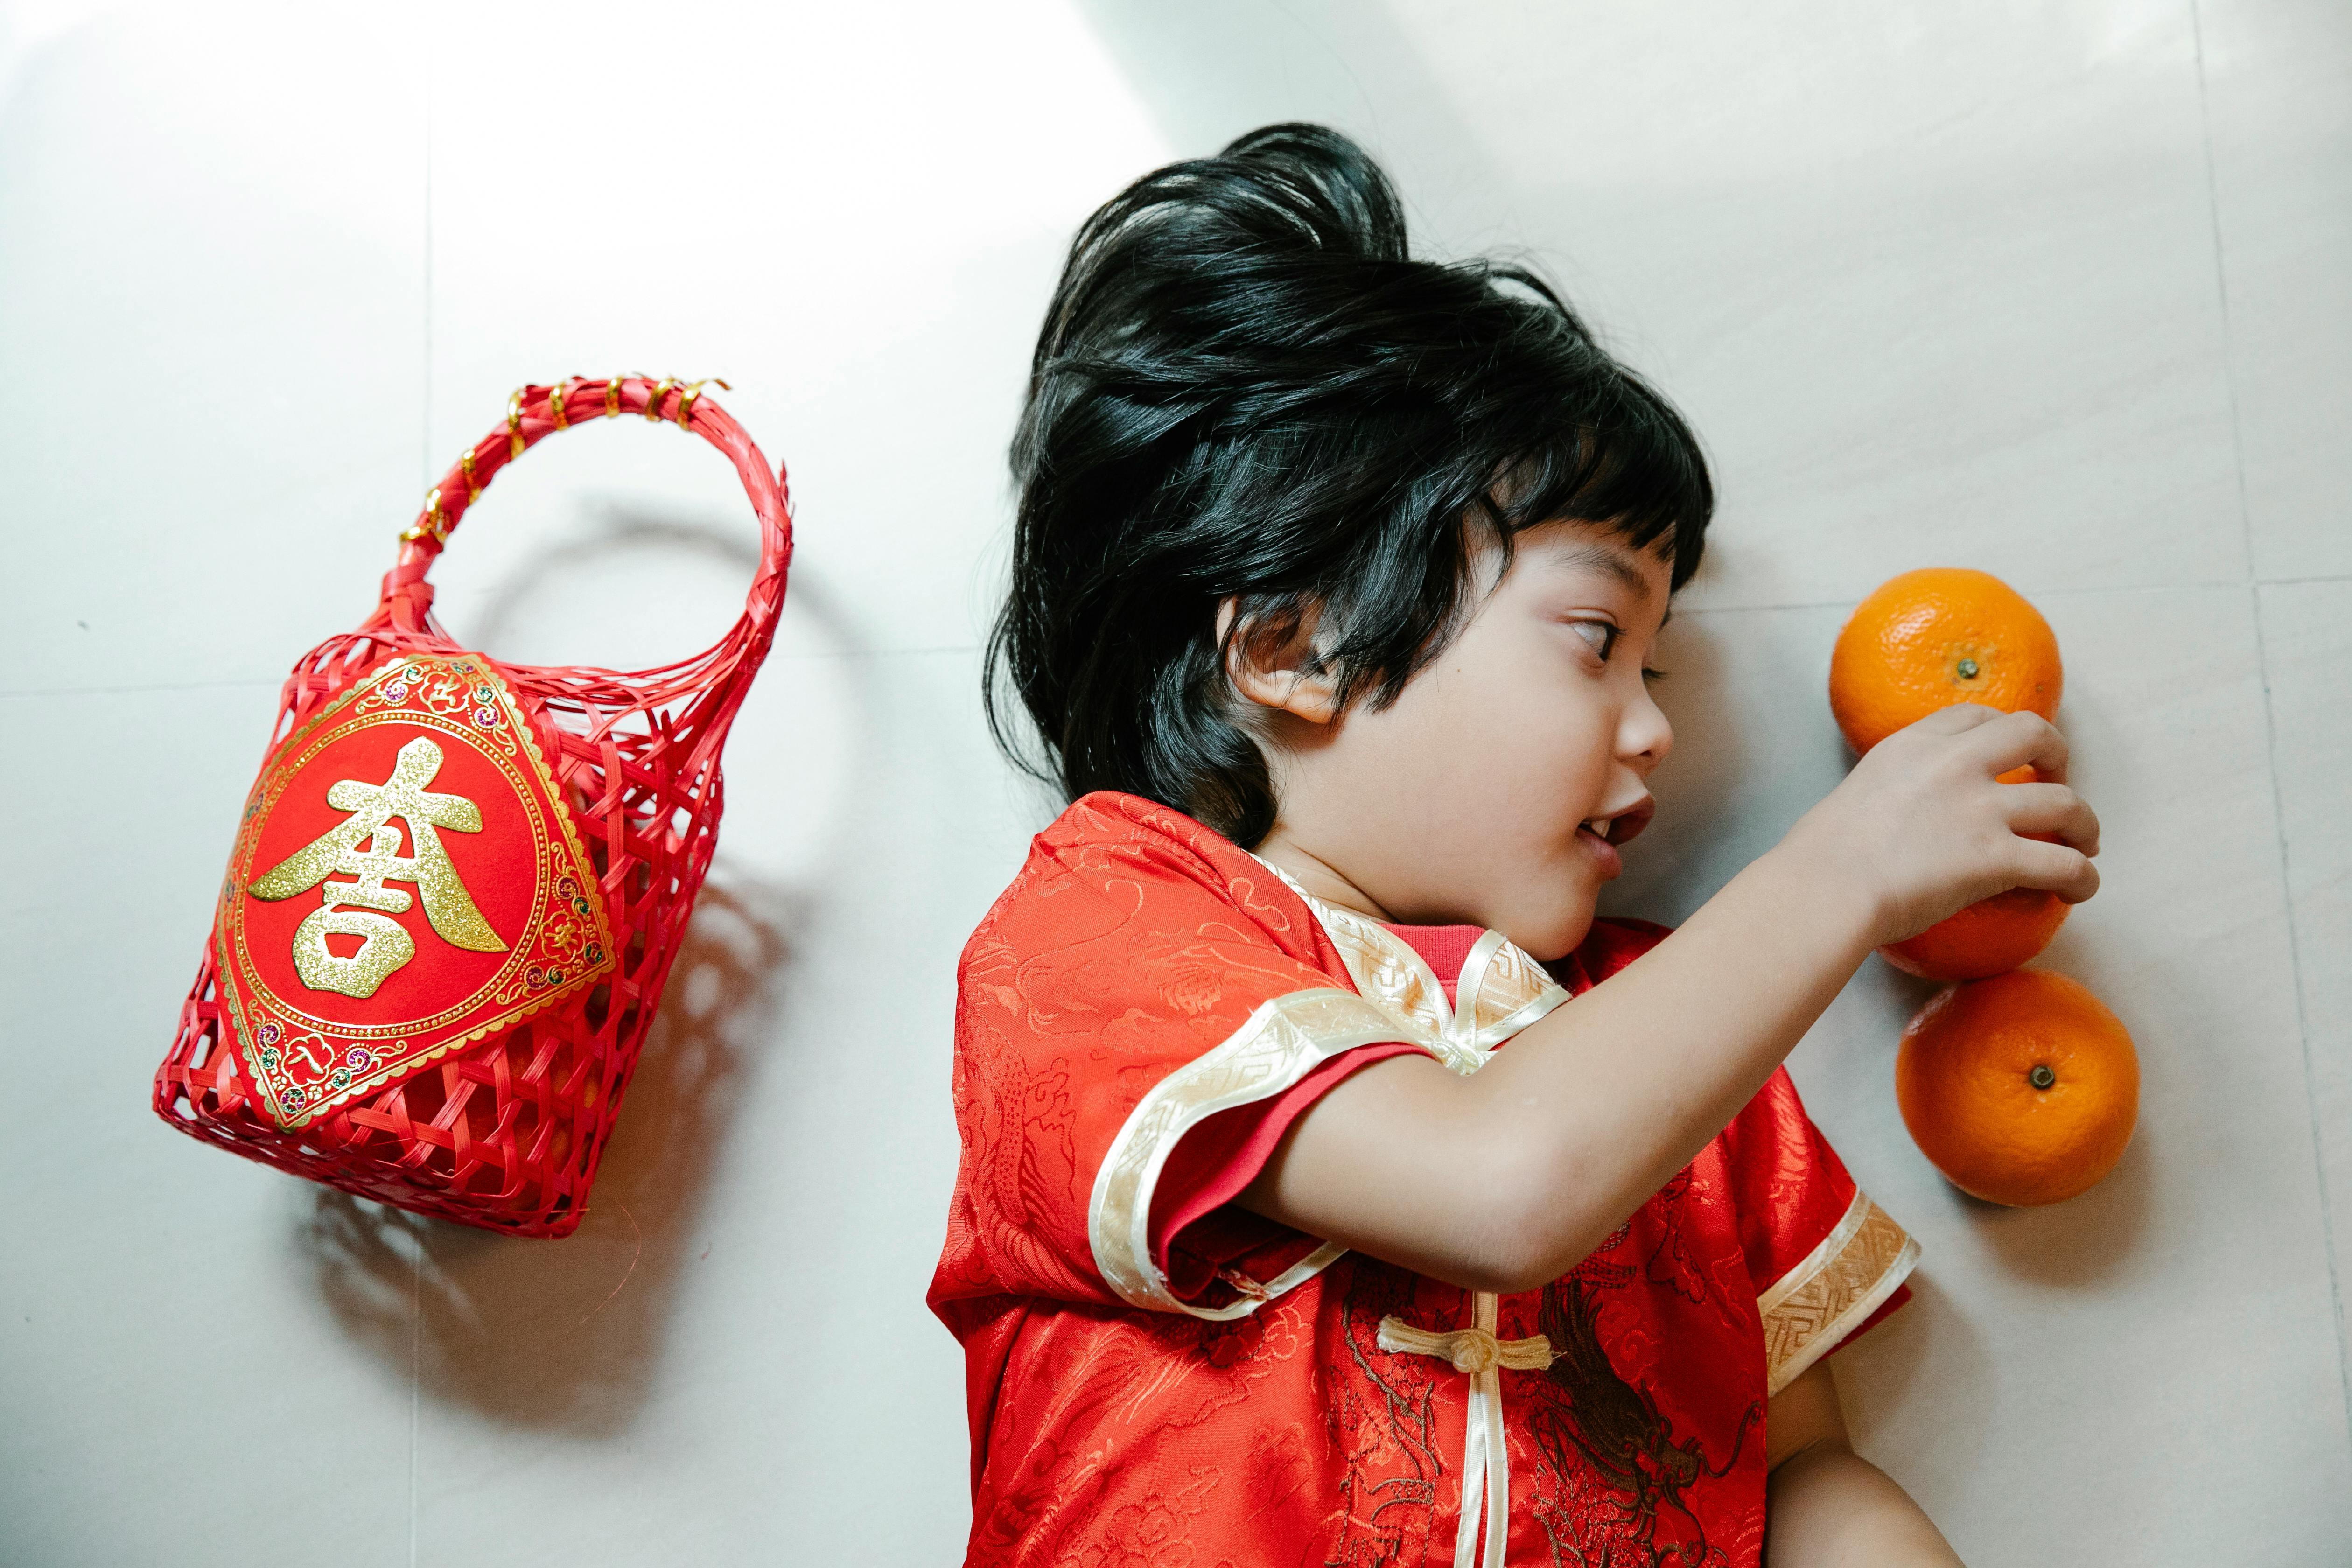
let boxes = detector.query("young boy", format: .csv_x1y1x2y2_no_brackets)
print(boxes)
929,125,2099,1567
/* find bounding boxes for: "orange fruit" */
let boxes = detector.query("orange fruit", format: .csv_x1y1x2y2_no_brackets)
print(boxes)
1834,569,2067,972
1895,969,2138,1206
1879,823,2070,980
1881,884,2067,980
1829,567,2062,756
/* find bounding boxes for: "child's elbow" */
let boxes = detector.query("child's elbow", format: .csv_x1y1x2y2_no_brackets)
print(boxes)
1456,1148,1617,1295
1453,1252,1564,1297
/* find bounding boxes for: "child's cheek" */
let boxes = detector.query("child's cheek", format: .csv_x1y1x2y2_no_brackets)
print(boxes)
1525,713,1617,825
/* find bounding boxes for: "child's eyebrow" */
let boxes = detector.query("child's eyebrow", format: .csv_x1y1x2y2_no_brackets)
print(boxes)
1543,541,1660,603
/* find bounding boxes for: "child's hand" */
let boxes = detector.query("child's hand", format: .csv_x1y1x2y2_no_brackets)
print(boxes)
1785,704,2100,950
1243,703,2097,1299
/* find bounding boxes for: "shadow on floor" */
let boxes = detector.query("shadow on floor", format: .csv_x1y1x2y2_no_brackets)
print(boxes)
1073,0,1519,254
1948,1078,2157,1290
296,491,868,1434
1837,1268,1995,1475
301,870,802,1435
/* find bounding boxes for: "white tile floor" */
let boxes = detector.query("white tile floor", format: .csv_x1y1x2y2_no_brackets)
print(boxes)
2,1,2345,1561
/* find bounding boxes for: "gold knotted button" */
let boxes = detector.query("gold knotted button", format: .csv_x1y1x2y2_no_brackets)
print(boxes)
1377,1316,1554,1376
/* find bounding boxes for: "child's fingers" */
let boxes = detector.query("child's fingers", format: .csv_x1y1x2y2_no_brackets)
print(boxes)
1910,701,2008,735
1968,709,2070,784
1999,782,2100,857
2009,836,2101,904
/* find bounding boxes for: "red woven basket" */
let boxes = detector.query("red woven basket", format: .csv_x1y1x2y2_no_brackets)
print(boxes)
154,375,790,1237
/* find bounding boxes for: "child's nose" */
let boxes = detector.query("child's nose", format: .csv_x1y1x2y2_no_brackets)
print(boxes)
1621,692,1673,772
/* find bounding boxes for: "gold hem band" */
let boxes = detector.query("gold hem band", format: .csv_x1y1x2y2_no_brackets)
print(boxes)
1760,1189,1920,1394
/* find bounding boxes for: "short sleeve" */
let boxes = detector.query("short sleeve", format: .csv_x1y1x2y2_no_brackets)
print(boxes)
1716,1066,1921,1394
927,794,1424,1328
1143,1041,1425,1302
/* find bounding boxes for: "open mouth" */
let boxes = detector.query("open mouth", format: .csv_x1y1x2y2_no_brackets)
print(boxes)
1578,798,1655,848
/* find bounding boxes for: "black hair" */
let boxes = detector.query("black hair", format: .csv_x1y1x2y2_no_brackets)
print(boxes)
986,123,1712,848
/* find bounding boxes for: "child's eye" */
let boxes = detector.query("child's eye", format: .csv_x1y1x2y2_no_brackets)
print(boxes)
1569,621,1621,661
1642,667,1668,685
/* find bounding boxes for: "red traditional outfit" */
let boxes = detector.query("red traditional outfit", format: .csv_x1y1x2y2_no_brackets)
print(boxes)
929,793,1918,1568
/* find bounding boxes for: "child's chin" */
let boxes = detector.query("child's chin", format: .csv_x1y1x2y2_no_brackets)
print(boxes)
1507,903,1598,966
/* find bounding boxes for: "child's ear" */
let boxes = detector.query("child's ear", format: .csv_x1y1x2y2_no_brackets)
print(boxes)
1218,597,1342,725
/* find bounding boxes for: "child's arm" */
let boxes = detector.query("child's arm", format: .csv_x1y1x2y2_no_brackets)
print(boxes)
1763,1361,1966,1565
1238,703,2100,1293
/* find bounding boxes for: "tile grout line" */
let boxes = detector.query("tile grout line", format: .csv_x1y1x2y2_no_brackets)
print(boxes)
2189,0,2352,1447
409,1240,422,1568
412,46,432,1568
420,52,434,499
0,678,282,700
0,644,988,702
1666,573,2352,619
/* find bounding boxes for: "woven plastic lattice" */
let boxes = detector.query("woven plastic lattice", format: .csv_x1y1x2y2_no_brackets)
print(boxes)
154,376,791,1237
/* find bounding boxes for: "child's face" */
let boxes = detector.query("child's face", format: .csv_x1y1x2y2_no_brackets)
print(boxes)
1257,518,1675,961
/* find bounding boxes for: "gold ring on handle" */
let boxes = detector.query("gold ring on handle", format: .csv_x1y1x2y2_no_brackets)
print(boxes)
460,448,482,503
605,376,623,418
549,378,571,432
506,389,526,459
675,377,730,429
400,485,450,544
645,377,676,422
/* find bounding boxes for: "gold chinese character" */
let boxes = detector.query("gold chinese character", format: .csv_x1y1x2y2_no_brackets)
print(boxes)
250,736,507,999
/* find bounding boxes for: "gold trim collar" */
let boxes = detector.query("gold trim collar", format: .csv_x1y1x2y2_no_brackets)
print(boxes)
1253,856,1572,1074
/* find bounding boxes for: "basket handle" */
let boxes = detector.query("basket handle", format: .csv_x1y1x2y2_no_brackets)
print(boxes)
377,375,792,644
